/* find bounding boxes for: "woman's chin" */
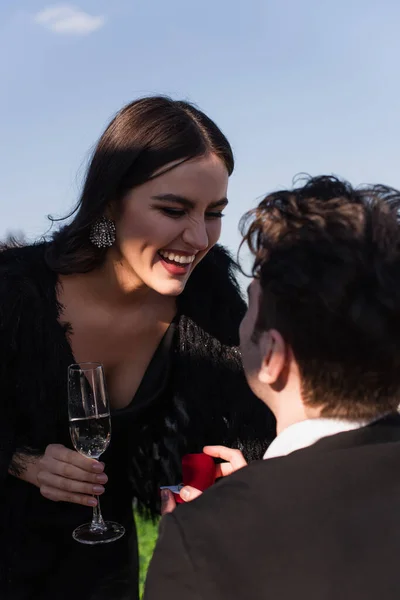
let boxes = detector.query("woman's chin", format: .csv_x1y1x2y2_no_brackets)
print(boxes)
150,277,188,297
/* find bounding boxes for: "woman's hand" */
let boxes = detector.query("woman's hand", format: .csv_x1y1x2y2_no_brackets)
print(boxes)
14,444,108,507
161,445,247,515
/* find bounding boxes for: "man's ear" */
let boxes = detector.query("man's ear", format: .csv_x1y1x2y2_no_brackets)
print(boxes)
258,329,286,384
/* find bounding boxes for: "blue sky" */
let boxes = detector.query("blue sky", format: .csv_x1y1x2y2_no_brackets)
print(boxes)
1,0,400,267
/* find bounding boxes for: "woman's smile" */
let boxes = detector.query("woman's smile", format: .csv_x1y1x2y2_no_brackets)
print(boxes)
157,249,197,276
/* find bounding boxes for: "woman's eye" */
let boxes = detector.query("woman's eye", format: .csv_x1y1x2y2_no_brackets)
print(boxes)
160,207,225,219
161,207,185,218
206,212,225,219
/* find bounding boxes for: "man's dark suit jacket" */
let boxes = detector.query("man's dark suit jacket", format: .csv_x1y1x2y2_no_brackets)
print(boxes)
144,413,400,600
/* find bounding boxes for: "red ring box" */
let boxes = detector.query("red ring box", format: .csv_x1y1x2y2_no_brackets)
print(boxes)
161,453,216,504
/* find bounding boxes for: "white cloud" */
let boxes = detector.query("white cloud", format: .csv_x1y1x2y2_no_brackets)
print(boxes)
34,4,105,35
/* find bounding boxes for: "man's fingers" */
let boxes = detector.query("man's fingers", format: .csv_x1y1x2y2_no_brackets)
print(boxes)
39,484,98,506
214,462,235,478
179,486,202,502
203,445,247,468
203,445,247,476
161,489,176,515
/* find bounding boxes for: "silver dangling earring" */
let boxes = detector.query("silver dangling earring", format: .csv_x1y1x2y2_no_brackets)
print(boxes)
89,216,116,248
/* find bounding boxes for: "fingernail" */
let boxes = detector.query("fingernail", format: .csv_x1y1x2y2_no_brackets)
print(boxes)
88,498,97,506
181,488,190,501
92,462,104,473
95,474,108,483
93,485,105,494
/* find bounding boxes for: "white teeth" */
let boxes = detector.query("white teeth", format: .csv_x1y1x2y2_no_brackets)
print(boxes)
159,251,196,265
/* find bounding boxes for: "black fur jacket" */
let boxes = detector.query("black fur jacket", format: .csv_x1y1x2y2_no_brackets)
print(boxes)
0,242,275,514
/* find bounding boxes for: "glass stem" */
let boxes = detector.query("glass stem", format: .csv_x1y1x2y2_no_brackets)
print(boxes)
90,496,107,532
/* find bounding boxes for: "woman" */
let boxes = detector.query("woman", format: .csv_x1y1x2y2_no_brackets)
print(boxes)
0,96,275,599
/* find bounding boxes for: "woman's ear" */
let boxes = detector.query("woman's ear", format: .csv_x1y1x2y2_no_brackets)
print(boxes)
105,203,117,221
258,329,286,385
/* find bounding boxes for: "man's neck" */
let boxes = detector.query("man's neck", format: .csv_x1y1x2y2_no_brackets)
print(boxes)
274,406,322,435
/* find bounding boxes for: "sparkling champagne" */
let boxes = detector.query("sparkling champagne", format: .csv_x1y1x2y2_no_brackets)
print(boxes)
69,414,111,459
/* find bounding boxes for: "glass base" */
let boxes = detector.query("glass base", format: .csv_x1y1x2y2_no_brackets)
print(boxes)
72,521,125,545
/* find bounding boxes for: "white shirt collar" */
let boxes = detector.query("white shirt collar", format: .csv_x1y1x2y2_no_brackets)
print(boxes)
263,417,369,460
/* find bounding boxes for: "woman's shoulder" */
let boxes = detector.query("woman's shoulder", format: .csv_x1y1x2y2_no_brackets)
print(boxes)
0,241,55,312
0,239,49,270
179,244,247,346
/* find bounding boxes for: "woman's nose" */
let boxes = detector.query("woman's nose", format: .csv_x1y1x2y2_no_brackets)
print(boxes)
182,219,209,251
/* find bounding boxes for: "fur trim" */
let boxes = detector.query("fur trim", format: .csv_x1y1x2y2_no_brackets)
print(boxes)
0,243,275,512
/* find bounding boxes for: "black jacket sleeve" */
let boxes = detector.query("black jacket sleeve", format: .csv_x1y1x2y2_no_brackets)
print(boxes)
144,513,201,600
0,245,48,482
0,261,19,483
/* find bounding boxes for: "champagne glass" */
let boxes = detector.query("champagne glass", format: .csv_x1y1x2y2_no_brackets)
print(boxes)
68,362,125,544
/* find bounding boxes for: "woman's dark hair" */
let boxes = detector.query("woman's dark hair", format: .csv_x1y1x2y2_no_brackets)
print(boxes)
45,96,234,273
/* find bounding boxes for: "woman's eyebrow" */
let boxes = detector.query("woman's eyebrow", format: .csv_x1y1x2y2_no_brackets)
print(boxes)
152,193,229,209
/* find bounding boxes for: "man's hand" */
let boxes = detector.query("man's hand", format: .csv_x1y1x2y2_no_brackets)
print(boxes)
161,445,247,515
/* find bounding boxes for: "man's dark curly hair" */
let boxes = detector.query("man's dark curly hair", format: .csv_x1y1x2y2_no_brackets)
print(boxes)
240,175,400,419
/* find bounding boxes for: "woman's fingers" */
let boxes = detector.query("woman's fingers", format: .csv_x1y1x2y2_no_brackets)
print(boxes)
39,484,98,506
203,445,247,478
45,444,104,473
37,469,105,497
37,443,107,506
40,455,108,485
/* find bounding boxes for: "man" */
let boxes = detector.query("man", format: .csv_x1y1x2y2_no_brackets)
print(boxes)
144,176,400,600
